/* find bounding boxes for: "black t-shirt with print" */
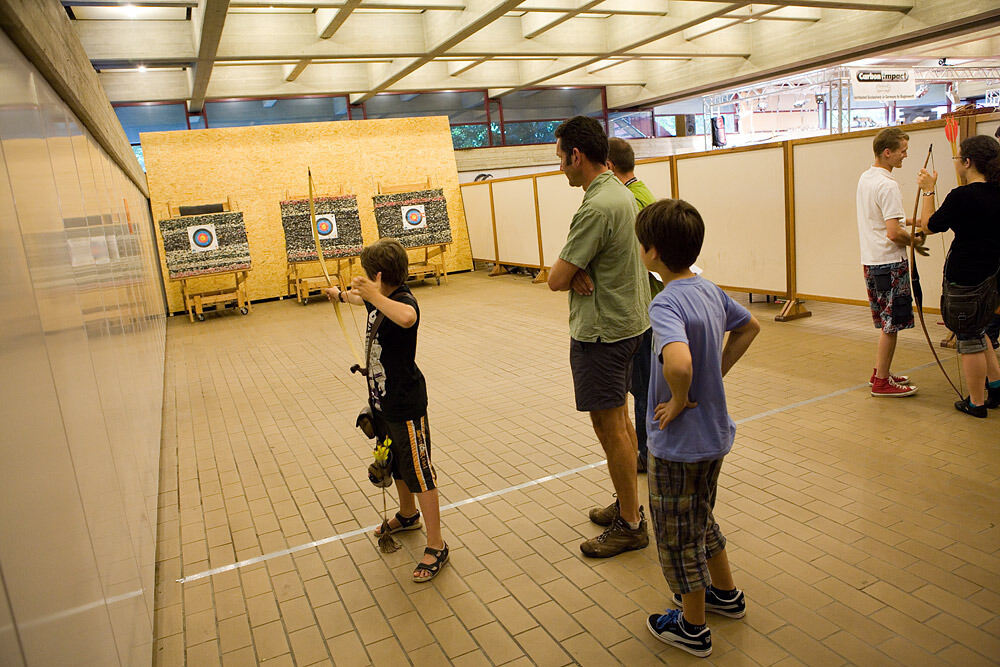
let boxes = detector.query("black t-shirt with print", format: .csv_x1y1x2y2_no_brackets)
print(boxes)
927,182,1000,285
363,285,427,421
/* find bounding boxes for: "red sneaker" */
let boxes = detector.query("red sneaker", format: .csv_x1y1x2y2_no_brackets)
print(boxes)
869,368,910,386
871,377,917,397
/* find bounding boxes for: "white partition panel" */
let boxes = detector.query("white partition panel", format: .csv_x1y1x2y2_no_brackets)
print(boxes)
676,148,786,293
492,178,541,266
536,172,583,268
977,119,1000,138
459,182,495,261
794,126,955,309
635,160,673,200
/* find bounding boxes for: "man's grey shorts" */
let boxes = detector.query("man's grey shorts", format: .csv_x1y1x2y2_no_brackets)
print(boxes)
570,333,644,412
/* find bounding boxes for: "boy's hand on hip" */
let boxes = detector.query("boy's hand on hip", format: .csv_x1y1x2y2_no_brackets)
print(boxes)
351,272,382,301
654,397,697,429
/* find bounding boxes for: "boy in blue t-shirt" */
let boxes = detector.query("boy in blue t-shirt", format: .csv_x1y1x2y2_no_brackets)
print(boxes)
634,199,760,658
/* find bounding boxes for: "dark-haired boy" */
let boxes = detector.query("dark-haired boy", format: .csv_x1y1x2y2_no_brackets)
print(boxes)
548,116,652,558
324,238,447,582
635,199,760,658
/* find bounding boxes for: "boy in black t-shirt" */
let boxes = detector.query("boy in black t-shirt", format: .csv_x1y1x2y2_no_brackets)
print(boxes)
325,238,447,581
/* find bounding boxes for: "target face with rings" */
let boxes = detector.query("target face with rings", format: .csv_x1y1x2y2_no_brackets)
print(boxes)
186,223,219,252
400,204,427,230
315,214,338,239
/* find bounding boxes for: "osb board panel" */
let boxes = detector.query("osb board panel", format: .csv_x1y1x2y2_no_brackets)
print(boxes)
142,117,472,312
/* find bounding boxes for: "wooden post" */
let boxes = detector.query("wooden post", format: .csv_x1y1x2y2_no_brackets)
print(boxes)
776,141,811,322
669,156,679,199
487,181,506,276
531,176,548,284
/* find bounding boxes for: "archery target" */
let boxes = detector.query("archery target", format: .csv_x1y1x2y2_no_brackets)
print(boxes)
315,214,338,239
401,204,427,230
187,224,218,252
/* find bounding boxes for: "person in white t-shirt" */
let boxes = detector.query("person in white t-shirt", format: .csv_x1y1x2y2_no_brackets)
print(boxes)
856,127,926,397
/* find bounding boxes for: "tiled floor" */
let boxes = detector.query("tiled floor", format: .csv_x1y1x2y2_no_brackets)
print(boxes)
153,270,999,666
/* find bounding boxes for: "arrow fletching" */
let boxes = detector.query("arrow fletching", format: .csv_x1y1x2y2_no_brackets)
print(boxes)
944,118,959,143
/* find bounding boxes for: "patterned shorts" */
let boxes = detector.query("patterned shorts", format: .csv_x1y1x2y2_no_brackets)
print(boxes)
863,260,914,333
375,413,436,494
648,456,727,595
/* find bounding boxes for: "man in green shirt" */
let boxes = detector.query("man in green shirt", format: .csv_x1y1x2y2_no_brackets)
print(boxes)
608,138,662,474
548,117,652,558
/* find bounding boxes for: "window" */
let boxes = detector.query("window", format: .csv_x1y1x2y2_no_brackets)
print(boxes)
366,91,490,150
501,88,604,122
501,120,563,146
610,110,653,138
451,124,490,149
132,145,145,171
364,91,487,124
203,96,349,127
114,102,189,144
653,115,677,138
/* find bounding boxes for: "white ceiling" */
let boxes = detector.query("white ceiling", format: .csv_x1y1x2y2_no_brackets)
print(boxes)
65,0,1000,112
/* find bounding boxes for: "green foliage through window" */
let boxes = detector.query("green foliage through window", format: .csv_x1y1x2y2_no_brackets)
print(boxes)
451,124,490,149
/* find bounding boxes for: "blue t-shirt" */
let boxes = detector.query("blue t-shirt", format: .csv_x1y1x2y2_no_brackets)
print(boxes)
646,276,752,463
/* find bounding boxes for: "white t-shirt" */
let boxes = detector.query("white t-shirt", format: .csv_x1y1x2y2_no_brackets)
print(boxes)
856,165,907,265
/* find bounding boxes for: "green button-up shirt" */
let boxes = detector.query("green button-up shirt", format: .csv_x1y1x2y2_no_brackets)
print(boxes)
558,171,651,343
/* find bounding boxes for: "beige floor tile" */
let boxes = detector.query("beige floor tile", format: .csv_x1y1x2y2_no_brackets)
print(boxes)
153,273,1000,666
470,621,525,664
427,615,478,658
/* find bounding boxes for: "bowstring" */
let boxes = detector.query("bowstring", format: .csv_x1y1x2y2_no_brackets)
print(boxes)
345,260,367,364
930,148,966,396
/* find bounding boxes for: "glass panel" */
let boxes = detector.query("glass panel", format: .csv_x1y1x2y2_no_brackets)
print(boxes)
848,107,886,129
188,114,203,128
451,124,490,149
363,91,487,123
487,100,501,145
501,120,562,145
653,115,677,137
500,88,603,122
113,103,188,144
610,110,653,138
132,145,145,171
203,96,349,128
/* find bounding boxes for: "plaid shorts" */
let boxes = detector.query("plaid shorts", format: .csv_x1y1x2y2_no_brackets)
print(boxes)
863,260,914,333
648,455,727,595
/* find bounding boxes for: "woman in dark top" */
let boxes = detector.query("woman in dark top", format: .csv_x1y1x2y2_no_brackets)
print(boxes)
917,134,1000,417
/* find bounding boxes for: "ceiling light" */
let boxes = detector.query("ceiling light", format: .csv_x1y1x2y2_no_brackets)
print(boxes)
137,64,147,72
124,3,138,19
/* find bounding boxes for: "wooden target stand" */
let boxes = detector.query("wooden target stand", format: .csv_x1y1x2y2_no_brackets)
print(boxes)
284,186,356,304
166,197,252,322
378,177,449,286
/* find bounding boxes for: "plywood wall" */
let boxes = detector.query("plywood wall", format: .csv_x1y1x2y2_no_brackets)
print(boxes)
142,117,473,312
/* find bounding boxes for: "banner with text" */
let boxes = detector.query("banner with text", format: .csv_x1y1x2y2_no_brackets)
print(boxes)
850,68,916,101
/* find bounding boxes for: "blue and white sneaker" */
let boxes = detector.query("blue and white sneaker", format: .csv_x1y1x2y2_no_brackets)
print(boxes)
646,608,712,657
672,586,746,618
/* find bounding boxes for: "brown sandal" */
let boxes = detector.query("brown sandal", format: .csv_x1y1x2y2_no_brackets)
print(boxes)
373,511,421,537
413,543,448,583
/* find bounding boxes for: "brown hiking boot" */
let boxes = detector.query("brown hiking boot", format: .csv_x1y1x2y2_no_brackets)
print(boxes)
588,497,619,527
581,508,649,558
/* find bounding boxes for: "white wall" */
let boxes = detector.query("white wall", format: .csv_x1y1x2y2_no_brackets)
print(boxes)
0,31,165,666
